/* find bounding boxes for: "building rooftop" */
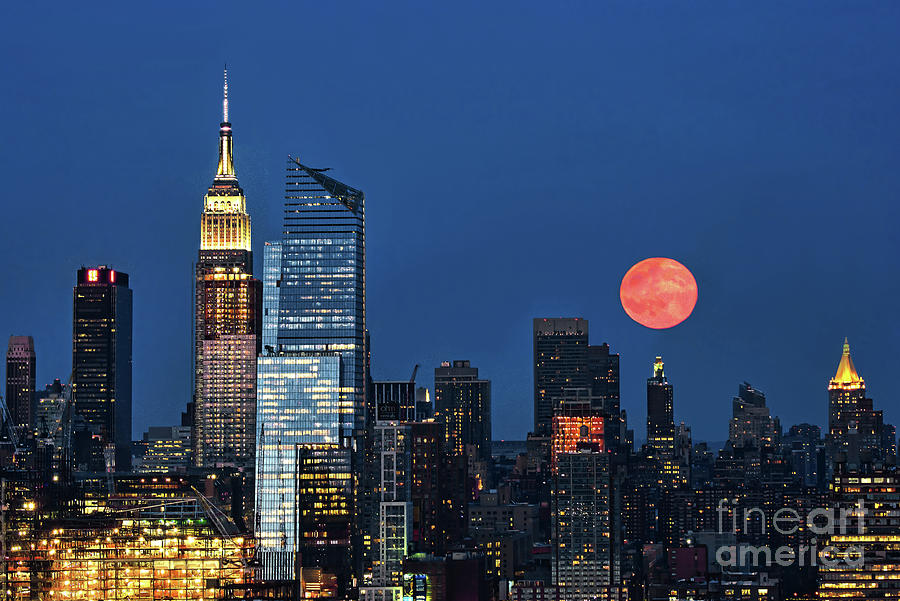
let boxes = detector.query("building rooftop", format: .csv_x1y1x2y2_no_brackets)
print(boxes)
830,337,864,388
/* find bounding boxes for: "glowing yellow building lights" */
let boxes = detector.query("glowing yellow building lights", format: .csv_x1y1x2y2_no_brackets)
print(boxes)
3,503,250,600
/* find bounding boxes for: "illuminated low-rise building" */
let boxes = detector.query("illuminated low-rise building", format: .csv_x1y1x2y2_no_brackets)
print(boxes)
3,477,251,600
137,425,191,473
818,462,900,598
402,552,489,601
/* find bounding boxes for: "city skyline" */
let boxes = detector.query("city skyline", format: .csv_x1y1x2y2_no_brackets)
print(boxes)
3,4,900,443
3,4,900,598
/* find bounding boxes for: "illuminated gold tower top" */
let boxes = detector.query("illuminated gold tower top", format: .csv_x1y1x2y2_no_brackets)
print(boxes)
201,66,251,252
652,356,665,379
829,337,864,390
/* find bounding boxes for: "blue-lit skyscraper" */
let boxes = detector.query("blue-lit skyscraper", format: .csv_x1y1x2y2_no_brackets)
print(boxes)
278,157,367,432
255,354,342,580
261,241,281,351
255,157,366,595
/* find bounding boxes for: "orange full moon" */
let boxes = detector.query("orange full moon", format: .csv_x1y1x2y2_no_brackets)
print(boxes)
620,258,698,329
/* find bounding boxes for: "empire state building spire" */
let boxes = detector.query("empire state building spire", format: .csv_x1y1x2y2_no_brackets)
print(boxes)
223,65,229,123
216,66,236,180
202,67,250,252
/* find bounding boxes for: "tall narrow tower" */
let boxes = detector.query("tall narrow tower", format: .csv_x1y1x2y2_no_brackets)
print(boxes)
73,266,132,472
826,338,884,468
193,69,262,471
646,356,674,458
6,336,36,433
647,356,682,486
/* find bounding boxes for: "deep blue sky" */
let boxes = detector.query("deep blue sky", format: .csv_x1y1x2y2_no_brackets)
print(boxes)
2,3,899,441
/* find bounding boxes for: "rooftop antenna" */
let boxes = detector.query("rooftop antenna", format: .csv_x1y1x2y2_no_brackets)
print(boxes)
223,64,229,123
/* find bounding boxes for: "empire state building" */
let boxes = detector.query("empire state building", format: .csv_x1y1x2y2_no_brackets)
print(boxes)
192,69,262,470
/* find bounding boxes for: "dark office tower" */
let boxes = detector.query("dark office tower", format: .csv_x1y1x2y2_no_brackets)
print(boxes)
72,266,132,472
784,423,824,488
434,360,492,463
647,356,680,486
588,342,619,402
588,342,623,455
533,318,589,435
408,420,467,555
6,336,36,432
728,382,778,449
193,69,262,471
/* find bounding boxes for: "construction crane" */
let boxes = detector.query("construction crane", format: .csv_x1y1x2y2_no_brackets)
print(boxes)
410,363,419,384
0,391,21,458
190,483,255,575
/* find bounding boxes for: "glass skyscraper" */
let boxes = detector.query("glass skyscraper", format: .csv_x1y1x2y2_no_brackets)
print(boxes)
278,156,367,433
255,354,342,580
255,157,366,594
261,241,282,351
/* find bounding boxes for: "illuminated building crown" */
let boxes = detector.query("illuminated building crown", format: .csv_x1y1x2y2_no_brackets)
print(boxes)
201,66,251,252
829,337,864,390
652,356,666,380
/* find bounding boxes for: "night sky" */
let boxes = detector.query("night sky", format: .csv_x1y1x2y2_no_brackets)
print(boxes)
2,3,899,442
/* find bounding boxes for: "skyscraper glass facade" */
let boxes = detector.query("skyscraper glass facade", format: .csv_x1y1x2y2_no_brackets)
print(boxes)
262,241,282,350
279,157,367,433
255,354,342,580
254,158,366,593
